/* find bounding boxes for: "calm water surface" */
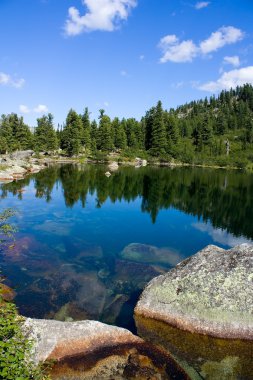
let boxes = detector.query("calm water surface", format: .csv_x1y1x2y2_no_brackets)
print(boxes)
0,164,252,334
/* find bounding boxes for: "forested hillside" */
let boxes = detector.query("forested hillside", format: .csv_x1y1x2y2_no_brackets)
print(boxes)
1,84,253,168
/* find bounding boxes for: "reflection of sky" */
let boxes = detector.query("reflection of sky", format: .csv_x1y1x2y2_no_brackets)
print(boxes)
192,222,253,248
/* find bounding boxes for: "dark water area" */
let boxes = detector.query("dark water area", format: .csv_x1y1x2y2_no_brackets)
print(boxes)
0,164,252,334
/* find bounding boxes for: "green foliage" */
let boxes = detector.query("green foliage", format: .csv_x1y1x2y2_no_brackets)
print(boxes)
0,301,51,380
1,84,253,166
0,114,33,152
0,209,16,247
61,109,83,156
35,114,58,152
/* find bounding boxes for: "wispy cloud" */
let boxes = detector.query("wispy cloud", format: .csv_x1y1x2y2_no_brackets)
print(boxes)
64,0,137,35
19,105,30,114
0,72,25,88
159,26,244,63
200,26,244,54
195,1,210,10
199,65,253,92
19,104,49,114
34,104,49,113
223,55,240,67
193,222,252,247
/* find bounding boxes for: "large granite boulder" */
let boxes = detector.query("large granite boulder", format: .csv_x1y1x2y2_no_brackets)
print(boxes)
9,150,34,160
24,318,189,379
135,244,253,379
135,244,253,340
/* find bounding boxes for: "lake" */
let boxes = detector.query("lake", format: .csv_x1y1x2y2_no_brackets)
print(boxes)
0,164,252,333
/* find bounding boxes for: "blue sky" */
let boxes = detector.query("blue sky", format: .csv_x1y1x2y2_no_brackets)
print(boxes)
0,0,253,126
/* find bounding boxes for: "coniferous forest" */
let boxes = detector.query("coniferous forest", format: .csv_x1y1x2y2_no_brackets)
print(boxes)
1,84,253,169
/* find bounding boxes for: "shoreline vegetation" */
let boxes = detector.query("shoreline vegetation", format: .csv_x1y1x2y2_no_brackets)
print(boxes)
0,84,253,174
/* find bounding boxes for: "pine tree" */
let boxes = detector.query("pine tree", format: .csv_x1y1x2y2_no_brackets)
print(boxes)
113,118,127,149
150,101,167,155
61,109,82,156
35,113,58,152
98,110,113,151
81,107,91,150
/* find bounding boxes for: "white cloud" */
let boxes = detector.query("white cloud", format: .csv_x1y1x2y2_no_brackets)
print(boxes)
19,105,30,114
223,55,240,67
193,222,252,247
199,66,253,92
171,81,185,89
64,0,137,35
159,35,198,63
104,101,109,107
139,54,145,60
200,26,244,54
120,70,127,76
195,2,210,10
159,26,244,63
34,104,49,113
0,71,25,88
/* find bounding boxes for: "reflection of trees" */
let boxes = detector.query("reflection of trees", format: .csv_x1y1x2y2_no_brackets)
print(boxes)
1,164,253,239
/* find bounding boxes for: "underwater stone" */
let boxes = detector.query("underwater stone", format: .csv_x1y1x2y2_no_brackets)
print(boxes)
135,244,253,340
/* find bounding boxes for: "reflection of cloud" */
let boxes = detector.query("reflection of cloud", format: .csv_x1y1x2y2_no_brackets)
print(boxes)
193,222,252,247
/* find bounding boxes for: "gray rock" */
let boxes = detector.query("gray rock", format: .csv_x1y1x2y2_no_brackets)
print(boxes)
9,150,34,159
0,171,14,181
108,161,119,171
135,244,253,340
135,158,147,167
23,318,189,379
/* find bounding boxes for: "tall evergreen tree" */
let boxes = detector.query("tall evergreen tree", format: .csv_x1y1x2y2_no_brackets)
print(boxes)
35,113,58,151
97,110,113,151
61,109,82,156
81,107,91,150
150,101,167,155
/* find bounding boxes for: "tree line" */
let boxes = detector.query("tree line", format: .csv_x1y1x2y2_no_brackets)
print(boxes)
1,84,253,167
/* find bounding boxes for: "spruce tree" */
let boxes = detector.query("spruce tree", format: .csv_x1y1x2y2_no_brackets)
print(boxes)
35,113,58,152
61,109,83,156
81,107,91,150
98,110,113,151
150,101,167,155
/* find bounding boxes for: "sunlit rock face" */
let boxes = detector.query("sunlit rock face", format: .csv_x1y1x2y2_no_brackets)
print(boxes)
135,244,253,379
24,318,189,380
135,244,253,340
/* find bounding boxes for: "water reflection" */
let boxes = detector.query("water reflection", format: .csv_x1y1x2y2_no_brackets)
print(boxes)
1,164,253,239
136,315,253,380
0,164,252,334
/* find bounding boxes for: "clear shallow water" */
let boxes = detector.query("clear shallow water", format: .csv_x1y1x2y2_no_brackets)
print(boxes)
0,164,252,333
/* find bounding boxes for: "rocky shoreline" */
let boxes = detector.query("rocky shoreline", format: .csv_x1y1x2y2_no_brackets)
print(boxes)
17,243,252,379
0,150,46,182
24,318,189,380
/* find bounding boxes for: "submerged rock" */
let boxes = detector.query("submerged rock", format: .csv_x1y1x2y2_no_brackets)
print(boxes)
135,244,253,340
0,283,16,301
24,318,189,379
120,243,183,267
